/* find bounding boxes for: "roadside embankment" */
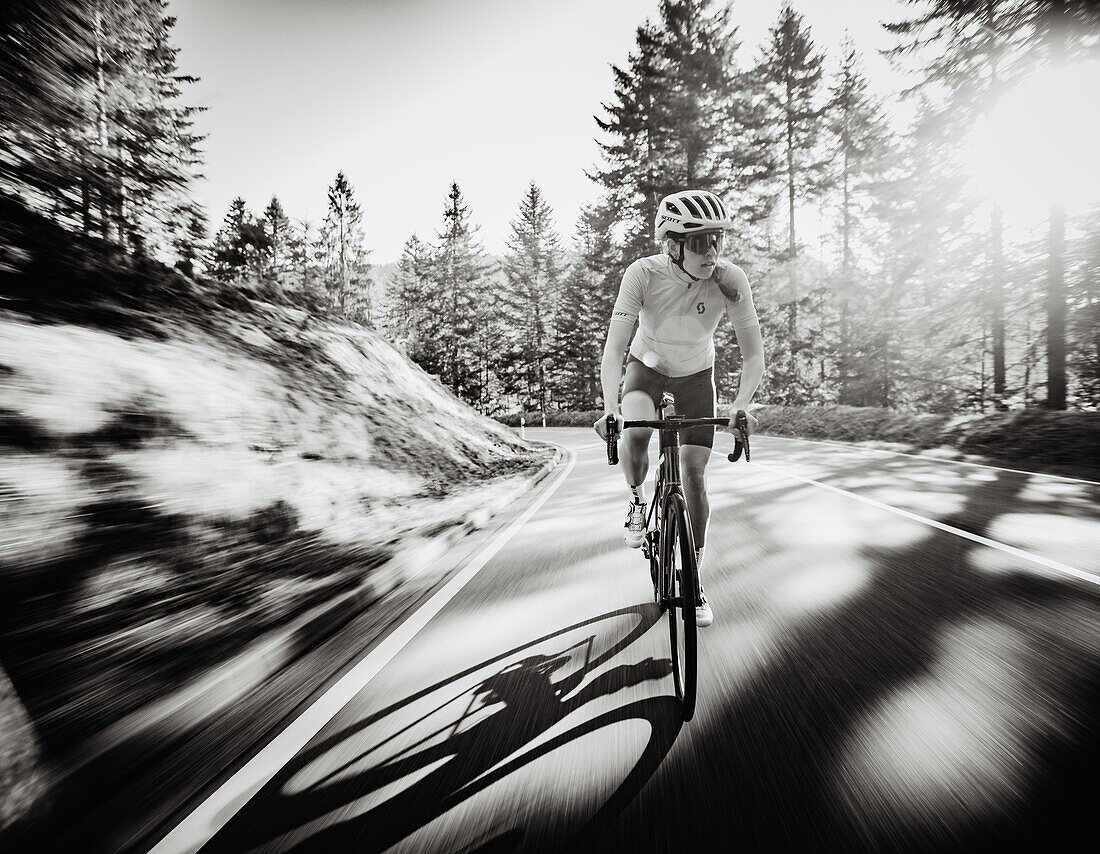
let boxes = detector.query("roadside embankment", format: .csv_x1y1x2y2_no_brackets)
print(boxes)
0,202,553,841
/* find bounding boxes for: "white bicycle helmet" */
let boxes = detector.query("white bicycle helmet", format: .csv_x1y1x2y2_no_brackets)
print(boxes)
654,189,733,239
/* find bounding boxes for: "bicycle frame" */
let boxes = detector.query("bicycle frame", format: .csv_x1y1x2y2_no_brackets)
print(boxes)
605,398,751,722
645,404,689,545
606,398,750,585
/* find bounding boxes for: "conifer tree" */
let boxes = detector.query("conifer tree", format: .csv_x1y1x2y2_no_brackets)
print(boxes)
383,235,437,363
823,36,893,403
554,202,623,409
81,0,204,254
1067,204,1100,407
592,0,741,266
319,171,372,321
1,0,203,263
210,197,269,282
1,0,93,220
286,218,321,305
885,0,1100,408
431,182,497,406
747,3,830,403
865,102,984,410
262,196,292,288
119,1,206,257
168,201,207,277
716,66,780,253
756,2,827,264
500,182,565,420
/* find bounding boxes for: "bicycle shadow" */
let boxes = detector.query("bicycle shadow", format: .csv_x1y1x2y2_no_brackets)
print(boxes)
581,467,1100,853
201,604,684,853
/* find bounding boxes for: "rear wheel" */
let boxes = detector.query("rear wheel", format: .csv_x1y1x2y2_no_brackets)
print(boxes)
662,491,698,721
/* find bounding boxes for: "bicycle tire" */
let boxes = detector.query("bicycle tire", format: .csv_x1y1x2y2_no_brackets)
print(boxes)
662,491,698,721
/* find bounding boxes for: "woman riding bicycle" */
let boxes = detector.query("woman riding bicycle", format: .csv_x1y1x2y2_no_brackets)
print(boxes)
593,189,766,627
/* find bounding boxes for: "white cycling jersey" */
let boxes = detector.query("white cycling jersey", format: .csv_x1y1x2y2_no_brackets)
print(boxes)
610,254,760,377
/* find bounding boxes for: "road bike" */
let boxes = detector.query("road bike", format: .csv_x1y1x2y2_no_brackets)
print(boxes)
605,397,750,721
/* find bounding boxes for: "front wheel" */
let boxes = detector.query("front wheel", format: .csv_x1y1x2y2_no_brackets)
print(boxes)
662,491,698,721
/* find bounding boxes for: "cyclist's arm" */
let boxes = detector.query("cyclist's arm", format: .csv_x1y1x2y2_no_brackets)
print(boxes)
595,263,645,439
600,317,634,418
731,320,764,416
719,263,765,423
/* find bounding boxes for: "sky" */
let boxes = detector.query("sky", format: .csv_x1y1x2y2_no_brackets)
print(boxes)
168,0,913,264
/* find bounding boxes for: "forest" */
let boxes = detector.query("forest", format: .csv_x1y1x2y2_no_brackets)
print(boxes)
2,0,1098,419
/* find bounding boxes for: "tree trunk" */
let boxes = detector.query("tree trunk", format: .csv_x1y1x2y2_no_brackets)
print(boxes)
1046,202,1066,408
93,2,110,240
1044,0,1067,409
990,204,1006,405
840,163,851,403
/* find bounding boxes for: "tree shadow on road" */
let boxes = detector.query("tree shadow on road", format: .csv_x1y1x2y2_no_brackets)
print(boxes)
581,468,1100,853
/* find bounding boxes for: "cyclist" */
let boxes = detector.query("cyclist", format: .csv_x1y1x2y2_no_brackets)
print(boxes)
593,189,765,627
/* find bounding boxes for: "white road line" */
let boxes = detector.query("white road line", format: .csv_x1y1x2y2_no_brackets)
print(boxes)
750,460,1100,588
148,449,577,854
759,435,1099,485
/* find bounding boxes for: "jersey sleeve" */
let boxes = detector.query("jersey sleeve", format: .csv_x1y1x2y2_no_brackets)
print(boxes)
610,259,645,326
714,261,759,333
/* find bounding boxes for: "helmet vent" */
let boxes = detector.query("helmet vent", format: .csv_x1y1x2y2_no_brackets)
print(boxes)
697,194,719,219
681,197,703,219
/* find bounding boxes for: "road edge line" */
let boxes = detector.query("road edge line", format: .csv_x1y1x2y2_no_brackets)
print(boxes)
750,460,1100,588
147,446,577,854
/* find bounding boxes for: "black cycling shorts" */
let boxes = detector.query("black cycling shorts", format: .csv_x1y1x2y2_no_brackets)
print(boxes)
622,356,717,448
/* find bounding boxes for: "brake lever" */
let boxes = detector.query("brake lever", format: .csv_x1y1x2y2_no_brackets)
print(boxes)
727,409,750,463
606,414,619,466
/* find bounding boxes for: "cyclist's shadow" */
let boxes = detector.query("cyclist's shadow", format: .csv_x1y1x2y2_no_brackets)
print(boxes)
205,604,681,853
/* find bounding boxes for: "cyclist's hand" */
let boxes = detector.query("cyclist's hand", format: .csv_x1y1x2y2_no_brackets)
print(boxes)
594,412,623,441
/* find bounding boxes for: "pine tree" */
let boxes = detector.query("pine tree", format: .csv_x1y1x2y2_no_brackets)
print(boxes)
591,0,741,266
752,1,829,403
285,218,321,306
262,196,292,288
318,171,372,321
865,102,984,411
82,0,204,255
716,66,780,253
1067,204,1100,406
554,202,624,410
383,234,437,363
168,200,206,277
1,0,93,220
209,197,269,282
1,0,204,263
885,0,1100,408
756,2,827,262
121,1,206,258
499,182,565,420
431,182,497,406
823,35,894,404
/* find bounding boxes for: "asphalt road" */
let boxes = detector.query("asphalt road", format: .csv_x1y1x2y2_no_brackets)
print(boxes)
151,428,1100,854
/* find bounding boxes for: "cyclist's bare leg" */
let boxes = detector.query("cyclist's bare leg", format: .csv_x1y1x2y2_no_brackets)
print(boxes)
682,443,714,625
681,444,712,553
620,390,656,493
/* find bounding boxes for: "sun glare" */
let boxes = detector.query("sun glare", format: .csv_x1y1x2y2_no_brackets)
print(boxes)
963,60,1100,223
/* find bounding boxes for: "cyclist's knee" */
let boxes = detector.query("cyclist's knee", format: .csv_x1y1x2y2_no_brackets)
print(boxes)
681,445,711,480
621,390,656,420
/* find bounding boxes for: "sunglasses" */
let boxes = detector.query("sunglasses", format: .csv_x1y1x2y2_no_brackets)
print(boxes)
681,231,724,254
